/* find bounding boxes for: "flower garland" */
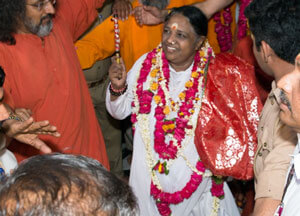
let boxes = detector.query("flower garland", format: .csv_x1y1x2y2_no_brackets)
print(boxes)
237,0,251,40
214,0,251,52
131,42,225,215
213,7,233,52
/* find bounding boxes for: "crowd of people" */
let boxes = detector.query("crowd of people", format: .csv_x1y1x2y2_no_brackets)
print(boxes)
0,0,299,215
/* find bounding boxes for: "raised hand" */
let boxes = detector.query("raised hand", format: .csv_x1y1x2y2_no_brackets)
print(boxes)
112,0,132,21
109,55,127,90
133,5,167,26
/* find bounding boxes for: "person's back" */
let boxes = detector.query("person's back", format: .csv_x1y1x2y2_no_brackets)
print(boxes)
0,0,109,167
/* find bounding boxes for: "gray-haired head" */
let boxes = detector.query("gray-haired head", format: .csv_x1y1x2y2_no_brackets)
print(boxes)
139,0,169,10
0,153,139,216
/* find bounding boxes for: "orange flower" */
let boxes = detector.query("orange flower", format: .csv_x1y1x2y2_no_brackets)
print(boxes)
169,124,175,130
179,92,186,100
152,58,156,64
162,125,169,132
150,82,158,91
158,163,163,173
163,106,170,115
192,72,199,78
185,81,193,88
150,69,159,78
153,95,161,104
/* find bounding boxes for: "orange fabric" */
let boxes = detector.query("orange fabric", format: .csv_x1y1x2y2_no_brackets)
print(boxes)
0,0,109,169
75,0,237,72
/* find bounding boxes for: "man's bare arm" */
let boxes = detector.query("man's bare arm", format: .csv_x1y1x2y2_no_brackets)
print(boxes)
193,0,234,19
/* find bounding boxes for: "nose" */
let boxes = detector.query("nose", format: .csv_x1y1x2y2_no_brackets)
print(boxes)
166,32,176,45
44,1,55,14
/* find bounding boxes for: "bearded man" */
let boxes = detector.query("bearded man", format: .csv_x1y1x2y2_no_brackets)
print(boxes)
0,0,109,168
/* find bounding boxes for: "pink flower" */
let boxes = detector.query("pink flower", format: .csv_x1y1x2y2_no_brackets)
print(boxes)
156,202,171,216
196,161,206,173
131,114,137,124
211,179,225,198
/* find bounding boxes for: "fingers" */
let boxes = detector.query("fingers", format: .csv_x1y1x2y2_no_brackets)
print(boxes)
29,138,52,154
133,6,143,26
109,56,127,89
112,0,132,21
15,108,32,121
25,120,61,136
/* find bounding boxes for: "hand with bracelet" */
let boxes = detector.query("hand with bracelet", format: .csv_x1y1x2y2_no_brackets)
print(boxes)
108,55,128,101
0,106,60,154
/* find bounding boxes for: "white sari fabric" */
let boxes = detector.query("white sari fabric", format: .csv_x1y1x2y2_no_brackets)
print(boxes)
106,54,240,216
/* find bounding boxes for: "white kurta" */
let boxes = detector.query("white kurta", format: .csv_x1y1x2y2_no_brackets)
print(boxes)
278,133,300,216
106,54,240,216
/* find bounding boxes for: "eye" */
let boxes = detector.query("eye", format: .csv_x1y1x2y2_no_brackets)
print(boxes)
37,2,44,10
176,32,186,39
163,28,170,34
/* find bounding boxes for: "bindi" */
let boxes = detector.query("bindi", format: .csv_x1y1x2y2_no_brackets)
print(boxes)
171,23,178,30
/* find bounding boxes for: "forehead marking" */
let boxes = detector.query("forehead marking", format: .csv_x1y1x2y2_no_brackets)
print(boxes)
171,23,178,30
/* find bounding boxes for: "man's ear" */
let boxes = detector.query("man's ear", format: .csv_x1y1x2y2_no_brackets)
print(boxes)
195,36,206,50
261,40,274,63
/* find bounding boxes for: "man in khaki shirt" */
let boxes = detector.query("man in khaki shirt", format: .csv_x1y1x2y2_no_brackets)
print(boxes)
80,1,123,177
254,82,297,215
244,0,300,215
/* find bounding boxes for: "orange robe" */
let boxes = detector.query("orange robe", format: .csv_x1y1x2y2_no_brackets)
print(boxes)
0,0,109,168
75,0,237,71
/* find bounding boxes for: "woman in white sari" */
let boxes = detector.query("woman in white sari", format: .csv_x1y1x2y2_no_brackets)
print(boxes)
106,6,241,216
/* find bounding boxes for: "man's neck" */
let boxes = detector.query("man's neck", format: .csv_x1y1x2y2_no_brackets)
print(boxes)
272,58,294,83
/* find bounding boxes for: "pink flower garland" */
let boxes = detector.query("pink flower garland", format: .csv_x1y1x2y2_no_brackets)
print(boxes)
214,0,251,52
153,51,205,160
237,0,251,40
214,7,233,52
151,161,206,216
211,176,225,199
131,45,224,216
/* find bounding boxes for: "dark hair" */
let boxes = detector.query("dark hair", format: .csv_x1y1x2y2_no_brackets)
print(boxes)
0,154,138,216
0,0,26,45
245,0,300,64
165,6,208,37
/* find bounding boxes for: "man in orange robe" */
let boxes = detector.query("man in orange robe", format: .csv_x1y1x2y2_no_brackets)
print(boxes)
0,0,109,168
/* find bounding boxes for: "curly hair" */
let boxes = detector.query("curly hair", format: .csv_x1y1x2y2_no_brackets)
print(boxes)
245,0,300,64
0,0,26,45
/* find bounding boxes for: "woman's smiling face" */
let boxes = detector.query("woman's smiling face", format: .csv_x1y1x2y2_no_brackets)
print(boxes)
162,13,203,71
